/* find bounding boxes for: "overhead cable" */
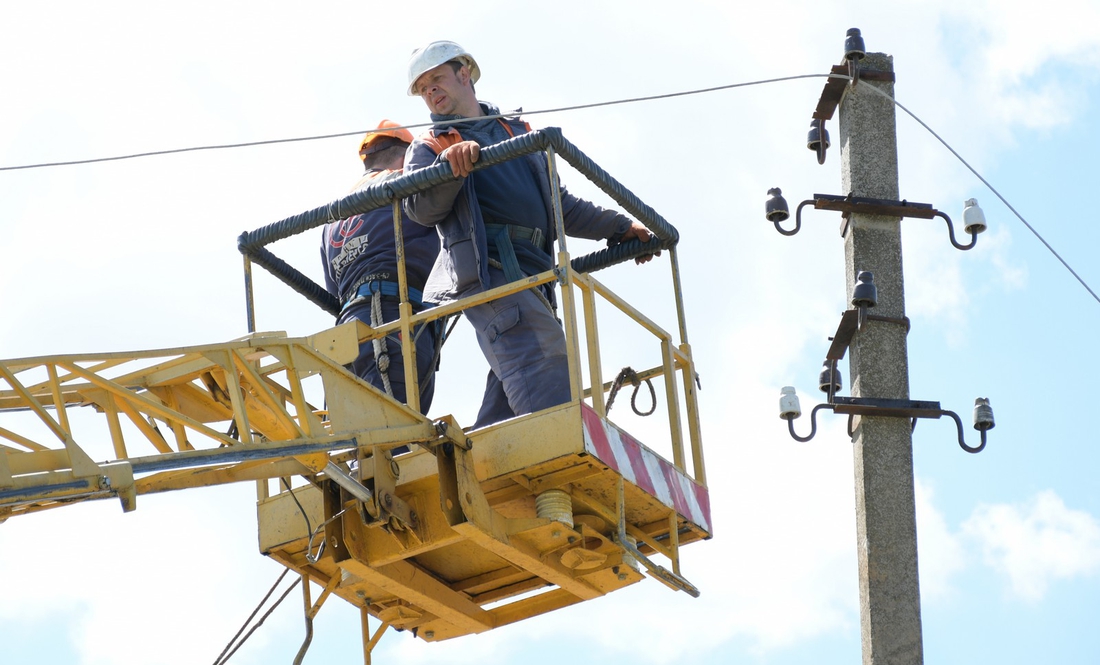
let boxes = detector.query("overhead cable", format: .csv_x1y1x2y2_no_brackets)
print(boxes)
854,78,1100,307
0,73,830,172
213,569,301,665
4,68,1094,307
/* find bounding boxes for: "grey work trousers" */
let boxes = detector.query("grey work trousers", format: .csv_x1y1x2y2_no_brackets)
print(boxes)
465,268,570,429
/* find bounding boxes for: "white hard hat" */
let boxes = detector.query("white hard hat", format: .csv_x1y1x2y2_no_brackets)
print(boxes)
407,40,480,96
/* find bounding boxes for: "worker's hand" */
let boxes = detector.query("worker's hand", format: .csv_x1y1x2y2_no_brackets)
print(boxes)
621,221,661,264
441,141,480,178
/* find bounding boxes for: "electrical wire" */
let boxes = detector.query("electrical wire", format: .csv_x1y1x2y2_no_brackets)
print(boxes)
849,75,1100,307
213,570,301,665
281,477,313,537
4,66,1094,306
0,73,830,172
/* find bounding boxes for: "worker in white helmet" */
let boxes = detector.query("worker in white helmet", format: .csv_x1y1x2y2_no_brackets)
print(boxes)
401,41,657,429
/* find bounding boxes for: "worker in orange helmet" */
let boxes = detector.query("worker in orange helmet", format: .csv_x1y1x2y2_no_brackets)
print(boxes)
401,41,657,429
321,120,441,413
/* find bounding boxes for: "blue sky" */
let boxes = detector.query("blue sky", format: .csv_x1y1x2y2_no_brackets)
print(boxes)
2,1,1100,664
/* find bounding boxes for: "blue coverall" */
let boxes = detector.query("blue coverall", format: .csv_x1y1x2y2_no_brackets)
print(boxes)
403,103,632,428
321,168,441,412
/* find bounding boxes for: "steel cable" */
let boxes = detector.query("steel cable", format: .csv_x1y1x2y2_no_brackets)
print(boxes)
1,73,831,172
213,571,301,665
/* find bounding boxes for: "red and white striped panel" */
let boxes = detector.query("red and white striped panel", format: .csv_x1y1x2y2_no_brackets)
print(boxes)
580,405,712,535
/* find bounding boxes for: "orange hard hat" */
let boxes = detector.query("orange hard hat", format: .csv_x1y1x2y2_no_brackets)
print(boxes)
359,119,414,159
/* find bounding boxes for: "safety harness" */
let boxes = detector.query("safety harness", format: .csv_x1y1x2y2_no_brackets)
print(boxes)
342,281,434,399
419,117,556,313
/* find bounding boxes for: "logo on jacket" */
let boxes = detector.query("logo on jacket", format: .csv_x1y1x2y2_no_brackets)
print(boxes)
328,215,366,249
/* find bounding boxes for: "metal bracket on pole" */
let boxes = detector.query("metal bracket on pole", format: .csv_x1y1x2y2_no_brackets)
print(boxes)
782,396,991,453
779,303,994,453
765,192,984,250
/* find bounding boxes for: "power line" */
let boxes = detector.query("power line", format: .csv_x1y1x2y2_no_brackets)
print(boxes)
213,569,301,665
0,73,830,172
4,68,1096,307
855,78,1100,307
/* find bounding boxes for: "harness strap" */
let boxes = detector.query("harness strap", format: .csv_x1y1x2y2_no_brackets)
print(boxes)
484,223,545,252
342,281,424,312
485,223,546,281
369,291,394,397
489,226,524,285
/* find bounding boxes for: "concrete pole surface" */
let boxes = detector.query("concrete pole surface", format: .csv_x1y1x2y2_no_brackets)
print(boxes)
839,52,924,665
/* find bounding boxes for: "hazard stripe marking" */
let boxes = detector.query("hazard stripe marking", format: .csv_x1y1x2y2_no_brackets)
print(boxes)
580,405,711,533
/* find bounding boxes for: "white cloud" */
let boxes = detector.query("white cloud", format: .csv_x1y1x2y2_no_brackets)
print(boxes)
963,490,1100,600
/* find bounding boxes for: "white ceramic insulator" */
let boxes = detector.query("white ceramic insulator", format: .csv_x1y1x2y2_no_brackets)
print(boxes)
779,386,802,419
963,198,987,234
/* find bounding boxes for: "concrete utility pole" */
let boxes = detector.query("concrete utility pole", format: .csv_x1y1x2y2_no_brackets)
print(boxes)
840,53,924,664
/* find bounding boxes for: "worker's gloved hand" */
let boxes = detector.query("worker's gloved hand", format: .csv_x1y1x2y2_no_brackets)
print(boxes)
441,141,480,178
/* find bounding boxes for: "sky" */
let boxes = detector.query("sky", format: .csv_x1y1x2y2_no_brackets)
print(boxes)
2,1,1100,663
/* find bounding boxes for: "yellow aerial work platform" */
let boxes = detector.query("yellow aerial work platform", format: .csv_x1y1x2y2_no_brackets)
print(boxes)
0,128,709,660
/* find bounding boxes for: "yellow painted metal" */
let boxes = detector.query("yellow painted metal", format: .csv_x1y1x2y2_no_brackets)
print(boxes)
256,398,703,642
213,350,254,444
113,393,172,454
392,200,410,306
668,510,681,576
669,246,691,346
3,245,710,645
46,364,70,434
308,572,342,620
0,451,11,488
0,363,75,447
557,249,584,407
0,424,48,452
577,273,606,416
229,349,304,439
340,271,555,351
8,358,127,406
571,271,704,485
398,301,420,414
244,253,257,333
679,342,707,485
281,345,318,439
75,368,239,449
102,391,130,460
660,337,686,471
360,606,388,665
391,199,422,414
305,323,360,367
0,327,435,517
544,146,584,406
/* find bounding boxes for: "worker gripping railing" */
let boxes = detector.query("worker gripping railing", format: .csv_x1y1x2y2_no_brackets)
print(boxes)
238,127,703,486
237,128,677,317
